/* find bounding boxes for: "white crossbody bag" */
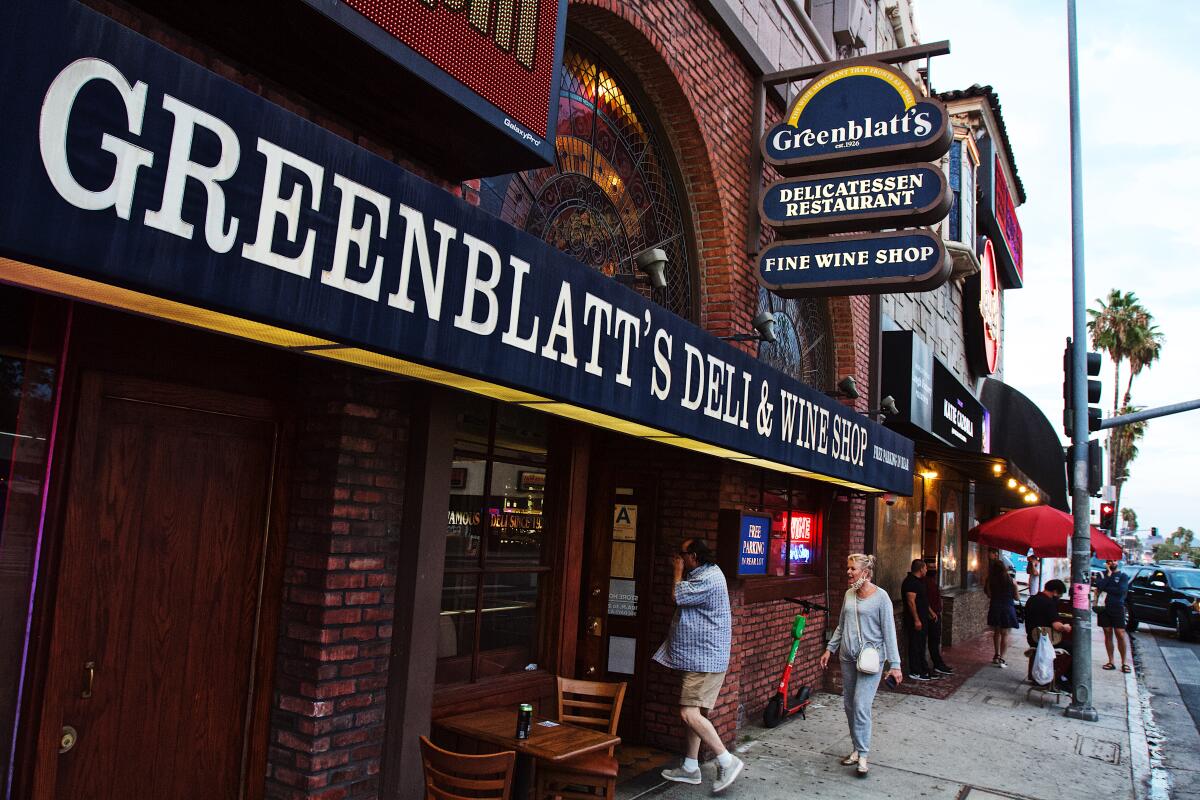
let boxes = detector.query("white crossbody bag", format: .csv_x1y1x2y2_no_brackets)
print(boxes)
852,591,882,675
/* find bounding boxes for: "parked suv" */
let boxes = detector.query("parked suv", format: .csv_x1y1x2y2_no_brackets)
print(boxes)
1124,564,1200,639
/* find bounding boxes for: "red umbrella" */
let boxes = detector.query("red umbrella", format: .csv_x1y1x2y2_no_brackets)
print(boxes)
967,504,1124,559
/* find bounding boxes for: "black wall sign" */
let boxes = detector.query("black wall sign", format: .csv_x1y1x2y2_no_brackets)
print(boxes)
762,62,952,176
761,163,951,236
0,0,917,495
882,330,987,452
930,359,986,452
758,230,950,297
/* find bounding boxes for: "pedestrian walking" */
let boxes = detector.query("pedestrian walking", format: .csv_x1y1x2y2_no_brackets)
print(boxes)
922,559,954,675
1027,556,1042,597
819,554,903,777
985,555,1019,667
1095,559,1132,673
901,559,936,681
655,538,744,792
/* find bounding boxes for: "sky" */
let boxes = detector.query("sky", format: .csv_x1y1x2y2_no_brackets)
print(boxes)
915,0,1199,538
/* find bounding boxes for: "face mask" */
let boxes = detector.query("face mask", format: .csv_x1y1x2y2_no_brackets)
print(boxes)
849,575,869,591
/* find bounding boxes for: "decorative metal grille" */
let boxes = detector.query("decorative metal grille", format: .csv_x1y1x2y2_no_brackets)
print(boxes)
478,43,696,321
755,287,834,390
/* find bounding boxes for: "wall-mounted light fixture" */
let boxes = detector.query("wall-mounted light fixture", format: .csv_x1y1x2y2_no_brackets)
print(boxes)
919,469,939,480
635,247,669,289
720,311,778,343
827,375,860,399
867,395,900,420
992,463,1004,475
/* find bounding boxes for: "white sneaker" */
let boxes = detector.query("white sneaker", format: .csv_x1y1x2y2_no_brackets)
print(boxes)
713,755,745,792
661,764,701,785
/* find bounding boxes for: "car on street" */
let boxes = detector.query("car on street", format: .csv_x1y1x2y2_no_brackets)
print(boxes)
1123,564,1200,640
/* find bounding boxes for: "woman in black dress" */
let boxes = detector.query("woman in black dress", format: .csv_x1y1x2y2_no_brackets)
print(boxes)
985,557,1019,667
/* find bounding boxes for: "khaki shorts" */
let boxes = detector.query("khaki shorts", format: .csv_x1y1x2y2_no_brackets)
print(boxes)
680,670,726,709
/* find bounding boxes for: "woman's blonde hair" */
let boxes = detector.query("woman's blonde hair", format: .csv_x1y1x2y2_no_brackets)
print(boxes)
847,553,875,577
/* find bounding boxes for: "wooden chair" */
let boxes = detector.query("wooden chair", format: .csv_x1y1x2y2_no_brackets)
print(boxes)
534,677,627,800
419,735,516,800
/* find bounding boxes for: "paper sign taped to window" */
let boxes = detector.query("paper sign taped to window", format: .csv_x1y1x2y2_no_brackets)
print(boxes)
613,504,637,540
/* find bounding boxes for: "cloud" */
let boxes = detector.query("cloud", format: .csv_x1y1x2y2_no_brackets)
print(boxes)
915,0,1198,534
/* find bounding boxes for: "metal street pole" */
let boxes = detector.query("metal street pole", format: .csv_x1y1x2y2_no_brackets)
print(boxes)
1066,0,1098,721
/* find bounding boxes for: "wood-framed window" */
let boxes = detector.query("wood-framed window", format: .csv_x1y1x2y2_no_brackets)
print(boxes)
743,473,826,603
437,398,551,685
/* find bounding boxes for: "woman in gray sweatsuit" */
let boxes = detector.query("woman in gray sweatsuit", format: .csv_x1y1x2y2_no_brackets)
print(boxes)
819,553,903,776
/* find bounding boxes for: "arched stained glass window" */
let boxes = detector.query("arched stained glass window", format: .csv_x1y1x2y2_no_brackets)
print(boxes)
479,42,696,321
755,287,834,390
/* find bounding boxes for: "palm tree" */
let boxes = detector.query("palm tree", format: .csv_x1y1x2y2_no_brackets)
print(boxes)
1121,506,1138,533
1110,404,1147,515
1087,290,1164,487
1123,321,1164,408
1087,289,1143,418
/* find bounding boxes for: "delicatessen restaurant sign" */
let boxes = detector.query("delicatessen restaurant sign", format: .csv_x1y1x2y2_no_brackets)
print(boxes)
0,0,915,496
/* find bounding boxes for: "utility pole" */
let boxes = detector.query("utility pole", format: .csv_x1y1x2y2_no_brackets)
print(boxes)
1065,0,1098,721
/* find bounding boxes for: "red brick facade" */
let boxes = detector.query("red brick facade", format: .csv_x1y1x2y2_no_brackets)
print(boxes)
64,0,875,795
267,370,412,799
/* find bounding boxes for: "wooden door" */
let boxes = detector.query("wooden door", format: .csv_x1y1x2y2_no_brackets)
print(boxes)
31,373,278,800
578,473,656,743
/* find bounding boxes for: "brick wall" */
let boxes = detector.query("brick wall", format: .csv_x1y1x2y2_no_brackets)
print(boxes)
266,367,411,800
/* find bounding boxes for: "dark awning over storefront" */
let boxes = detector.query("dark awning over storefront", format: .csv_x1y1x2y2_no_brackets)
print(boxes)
980,378,1067,511
0,0,915,494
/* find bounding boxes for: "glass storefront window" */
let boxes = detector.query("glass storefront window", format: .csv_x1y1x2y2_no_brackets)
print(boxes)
941,486,962,590
0,288,67,785
761,478,821,578
438,398,550,685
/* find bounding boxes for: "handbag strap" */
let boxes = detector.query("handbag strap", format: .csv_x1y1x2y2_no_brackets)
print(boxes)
851,589,865,652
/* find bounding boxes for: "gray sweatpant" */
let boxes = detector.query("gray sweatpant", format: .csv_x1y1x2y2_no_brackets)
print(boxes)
839,657,883,755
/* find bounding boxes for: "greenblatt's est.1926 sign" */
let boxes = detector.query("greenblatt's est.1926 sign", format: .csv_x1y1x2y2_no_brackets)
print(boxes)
758,229,950,297
760,163,951,236
762,63,952,176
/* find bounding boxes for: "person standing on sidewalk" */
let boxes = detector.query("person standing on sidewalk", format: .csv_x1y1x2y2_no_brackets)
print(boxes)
901,560,936,681
985,557,1019,667
655,538,744,792
1095,559,1132,673
819,554,903,777
922,559,954,675
1027,556,1042,597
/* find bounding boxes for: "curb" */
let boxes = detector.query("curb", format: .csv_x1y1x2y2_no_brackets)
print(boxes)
1125,658,1151,800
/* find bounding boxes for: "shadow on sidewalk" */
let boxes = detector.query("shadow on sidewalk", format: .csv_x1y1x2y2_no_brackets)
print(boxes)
890,628,1003,700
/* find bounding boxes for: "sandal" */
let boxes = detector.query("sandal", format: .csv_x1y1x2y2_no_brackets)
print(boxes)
1122,665,1132,673
841,751,860,765
857,757,869,776
1102,663,1116,670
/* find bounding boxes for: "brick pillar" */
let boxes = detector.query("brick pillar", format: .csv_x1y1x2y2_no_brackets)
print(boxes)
266,368,409,800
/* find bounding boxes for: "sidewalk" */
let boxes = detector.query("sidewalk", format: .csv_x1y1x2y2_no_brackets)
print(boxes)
619,626,1148,800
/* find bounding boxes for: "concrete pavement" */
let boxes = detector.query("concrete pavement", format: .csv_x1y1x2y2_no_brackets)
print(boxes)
620,627,1149,800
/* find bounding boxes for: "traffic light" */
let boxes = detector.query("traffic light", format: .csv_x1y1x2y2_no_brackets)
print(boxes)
1099,501,1115,531
1067,439,1103,496
1063,337,1102,437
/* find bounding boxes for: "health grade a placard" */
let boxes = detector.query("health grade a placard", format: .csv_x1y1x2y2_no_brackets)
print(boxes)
738,513,772,576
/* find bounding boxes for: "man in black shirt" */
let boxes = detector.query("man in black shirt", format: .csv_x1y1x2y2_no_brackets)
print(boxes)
901,560,935,681
1024,579,1073,690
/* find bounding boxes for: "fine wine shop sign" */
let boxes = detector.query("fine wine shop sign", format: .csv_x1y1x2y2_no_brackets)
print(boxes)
762,63,952,176
760,163,951,236
0,0,916,495
758,230,950,297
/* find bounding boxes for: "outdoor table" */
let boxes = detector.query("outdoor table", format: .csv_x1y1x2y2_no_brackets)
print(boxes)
435,707,620,798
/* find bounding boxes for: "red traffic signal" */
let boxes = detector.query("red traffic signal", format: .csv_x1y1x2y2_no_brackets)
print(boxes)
1098,501,1115,531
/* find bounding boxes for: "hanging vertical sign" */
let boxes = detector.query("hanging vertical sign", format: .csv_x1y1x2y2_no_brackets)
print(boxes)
762,62,952,175
964,238,1003,375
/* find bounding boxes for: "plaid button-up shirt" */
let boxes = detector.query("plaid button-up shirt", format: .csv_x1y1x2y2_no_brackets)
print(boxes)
652,563,731,673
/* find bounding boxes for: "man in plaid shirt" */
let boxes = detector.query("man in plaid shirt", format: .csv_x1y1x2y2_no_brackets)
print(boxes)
654,538,743,791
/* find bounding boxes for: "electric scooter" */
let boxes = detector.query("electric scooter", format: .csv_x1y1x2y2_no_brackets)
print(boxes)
763,597,828,728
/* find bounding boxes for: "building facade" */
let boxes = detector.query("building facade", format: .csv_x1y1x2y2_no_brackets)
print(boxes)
0,2,932,799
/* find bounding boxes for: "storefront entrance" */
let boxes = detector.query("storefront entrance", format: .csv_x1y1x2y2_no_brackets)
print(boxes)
29,367,281,798
579,468,657,744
